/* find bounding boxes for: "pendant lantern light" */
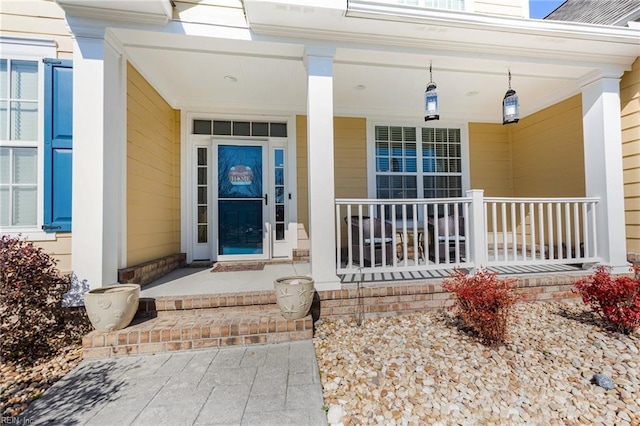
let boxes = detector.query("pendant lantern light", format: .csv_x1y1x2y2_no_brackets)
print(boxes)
502,69,519,125
424,62,439,121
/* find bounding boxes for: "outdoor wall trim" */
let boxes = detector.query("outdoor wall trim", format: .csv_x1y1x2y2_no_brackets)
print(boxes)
56,1,172,26
0,35,57,49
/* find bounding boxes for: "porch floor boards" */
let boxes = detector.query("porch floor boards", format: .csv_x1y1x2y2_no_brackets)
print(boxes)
82,290,313,359
339,262,584,283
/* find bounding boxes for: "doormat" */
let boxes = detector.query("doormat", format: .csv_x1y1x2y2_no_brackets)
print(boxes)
211,262,265,273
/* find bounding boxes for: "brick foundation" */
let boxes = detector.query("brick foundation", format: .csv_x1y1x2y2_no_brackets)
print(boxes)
118,253,186,287
293,249,309,262
315,273,584,320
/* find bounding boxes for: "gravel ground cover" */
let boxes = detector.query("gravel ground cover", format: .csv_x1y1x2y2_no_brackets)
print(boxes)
1,307,89,419
1,345,83,418
314,301,640,425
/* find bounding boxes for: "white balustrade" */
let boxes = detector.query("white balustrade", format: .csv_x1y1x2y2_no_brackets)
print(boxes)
335,192,600,275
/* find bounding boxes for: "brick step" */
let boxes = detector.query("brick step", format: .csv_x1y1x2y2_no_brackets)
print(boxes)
137,290,278,317
148,303,281,318
82,308,313,359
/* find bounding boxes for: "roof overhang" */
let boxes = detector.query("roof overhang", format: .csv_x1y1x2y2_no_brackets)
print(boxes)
244,0,640,69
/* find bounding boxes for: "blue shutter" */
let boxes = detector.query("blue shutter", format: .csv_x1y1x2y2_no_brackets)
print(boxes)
43,59,73,232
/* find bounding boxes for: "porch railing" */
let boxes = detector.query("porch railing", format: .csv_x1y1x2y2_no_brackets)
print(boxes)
483,196,599,267
335,191,600,275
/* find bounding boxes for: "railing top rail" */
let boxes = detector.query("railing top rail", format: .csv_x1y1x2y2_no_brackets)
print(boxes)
484,197,600,203
335,197,472,205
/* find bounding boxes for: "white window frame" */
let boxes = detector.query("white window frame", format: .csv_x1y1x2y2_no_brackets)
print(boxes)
366,120,471,201
0,37,57,241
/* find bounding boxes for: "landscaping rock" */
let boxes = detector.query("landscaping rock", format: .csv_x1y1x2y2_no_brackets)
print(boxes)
314,301,640,425
327,404,344,425
593,373,615,390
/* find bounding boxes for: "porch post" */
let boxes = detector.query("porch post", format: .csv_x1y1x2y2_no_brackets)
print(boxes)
580,71,629,273
71,29,127,290
304,46,340,290
467,189,487,270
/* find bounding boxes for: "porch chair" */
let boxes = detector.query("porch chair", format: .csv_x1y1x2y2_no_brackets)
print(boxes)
427,215,466,262
346,216,394,266
396,231,425,261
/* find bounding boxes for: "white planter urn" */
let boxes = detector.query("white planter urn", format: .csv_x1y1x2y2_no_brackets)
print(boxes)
84,284,140,332
274,276,315,320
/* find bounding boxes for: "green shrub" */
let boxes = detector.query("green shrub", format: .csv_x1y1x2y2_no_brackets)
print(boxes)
0,235,70,363
443,268,521,345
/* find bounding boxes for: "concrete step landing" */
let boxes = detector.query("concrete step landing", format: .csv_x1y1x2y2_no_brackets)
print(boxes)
82,290,314,358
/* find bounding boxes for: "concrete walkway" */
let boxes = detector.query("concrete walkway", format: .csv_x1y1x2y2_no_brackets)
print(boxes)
20,342,327,426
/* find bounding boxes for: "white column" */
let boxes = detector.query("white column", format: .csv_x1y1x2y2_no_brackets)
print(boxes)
71,31,127,289
467,189,487,271
580,72,628,272
304,47,340,290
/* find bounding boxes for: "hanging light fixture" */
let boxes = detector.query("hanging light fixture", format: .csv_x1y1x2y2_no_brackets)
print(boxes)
424,62,439,121
502,69,519,125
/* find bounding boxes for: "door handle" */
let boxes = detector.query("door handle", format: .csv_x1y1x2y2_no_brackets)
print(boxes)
264,194,268,205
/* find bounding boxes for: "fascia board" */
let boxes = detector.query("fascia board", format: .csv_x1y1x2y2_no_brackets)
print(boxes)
249,23,636,69
346,1,640,42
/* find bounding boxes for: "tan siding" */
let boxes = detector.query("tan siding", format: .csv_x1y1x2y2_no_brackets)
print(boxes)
468,122,512,196
0,0,72,58
127,63,181,266
296,116,367,249
510,95,585,198
474,0,525,18
36,234,72,273
621,57,640,255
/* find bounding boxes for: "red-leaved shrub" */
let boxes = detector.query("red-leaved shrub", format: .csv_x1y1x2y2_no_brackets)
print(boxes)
574,266,640,334
443,268,521,345
0,235,70,363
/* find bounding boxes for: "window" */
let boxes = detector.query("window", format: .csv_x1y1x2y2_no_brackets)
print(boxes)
374,124,464,215
0,59,39,229
196,147,208,243
375,126,418,200
421,127,462,198
193,119,287,137
274,148,286,241
0,38,70,237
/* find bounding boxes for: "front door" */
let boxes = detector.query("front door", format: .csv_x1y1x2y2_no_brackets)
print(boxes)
216,143,269,259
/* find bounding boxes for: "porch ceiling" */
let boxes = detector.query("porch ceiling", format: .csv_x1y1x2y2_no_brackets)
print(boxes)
115,30,587,122
108,0,639,123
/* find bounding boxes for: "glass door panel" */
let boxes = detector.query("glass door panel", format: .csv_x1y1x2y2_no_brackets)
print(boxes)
217,144,266,256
